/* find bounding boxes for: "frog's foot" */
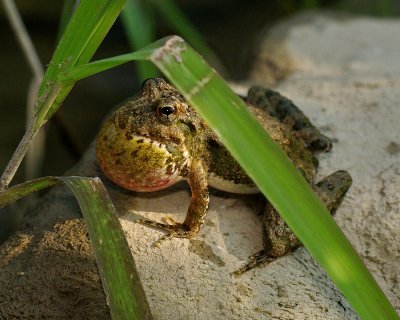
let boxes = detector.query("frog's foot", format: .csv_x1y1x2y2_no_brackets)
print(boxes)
137,218,194,247
232,250,276,276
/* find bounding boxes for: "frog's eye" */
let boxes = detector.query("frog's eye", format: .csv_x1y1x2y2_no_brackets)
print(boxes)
157,105,177,122
160,106,175,116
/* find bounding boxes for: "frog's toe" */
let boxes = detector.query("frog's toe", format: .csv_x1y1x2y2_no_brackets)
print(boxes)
152,228,195,247
137,218,194,247
232,250,276,276
137,218,179,231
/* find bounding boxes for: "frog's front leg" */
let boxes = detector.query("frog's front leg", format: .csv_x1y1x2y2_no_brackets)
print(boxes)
138,159,209,246
233,170,352,275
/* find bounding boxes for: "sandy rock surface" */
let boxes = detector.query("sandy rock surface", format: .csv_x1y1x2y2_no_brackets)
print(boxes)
1,12,399,319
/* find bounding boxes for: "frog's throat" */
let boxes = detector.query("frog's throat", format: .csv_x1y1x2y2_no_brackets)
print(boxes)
97,132,188,192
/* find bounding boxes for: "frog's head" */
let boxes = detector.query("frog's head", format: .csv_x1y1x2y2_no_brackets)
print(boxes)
96,78,209,192
122,78,204,140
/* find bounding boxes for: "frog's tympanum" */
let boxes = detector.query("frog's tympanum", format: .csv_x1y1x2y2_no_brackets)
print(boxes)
96,78,352,274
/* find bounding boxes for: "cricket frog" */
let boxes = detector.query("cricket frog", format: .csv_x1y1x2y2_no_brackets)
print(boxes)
96,78,352,274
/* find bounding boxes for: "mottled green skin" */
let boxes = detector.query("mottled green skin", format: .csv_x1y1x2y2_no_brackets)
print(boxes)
96,78,352,273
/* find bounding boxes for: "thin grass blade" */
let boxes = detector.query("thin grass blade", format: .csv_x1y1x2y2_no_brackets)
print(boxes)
0,177,59,208
121,0,158,80
149,0,221,67
302,0,319,9
35,0,126,127
59,40,165,82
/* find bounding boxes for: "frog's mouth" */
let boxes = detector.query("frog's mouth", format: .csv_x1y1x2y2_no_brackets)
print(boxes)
97,129,187,192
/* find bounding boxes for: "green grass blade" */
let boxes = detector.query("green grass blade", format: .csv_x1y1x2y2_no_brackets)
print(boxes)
122,0,155,49
146,36,398,320
378,0,391,16
35,0,126,127
302,0,319,9
121,0,158,80
76,2,126,65
149,0,220,66
0,177,59,208
0,176,153,319
60,51,150,82
57,0,76,42
59,38,167,82
61,177,153,320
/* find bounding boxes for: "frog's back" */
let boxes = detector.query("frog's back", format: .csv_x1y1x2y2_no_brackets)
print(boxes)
207,102,318,194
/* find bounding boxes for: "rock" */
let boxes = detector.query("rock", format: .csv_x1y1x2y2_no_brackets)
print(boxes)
251,11,400,318
1,12,399,319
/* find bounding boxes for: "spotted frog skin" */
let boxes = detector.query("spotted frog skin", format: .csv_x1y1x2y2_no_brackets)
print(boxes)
96,78,352,274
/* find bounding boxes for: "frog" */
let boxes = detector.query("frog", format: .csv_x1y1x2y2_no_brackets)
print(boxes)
96,78,352,274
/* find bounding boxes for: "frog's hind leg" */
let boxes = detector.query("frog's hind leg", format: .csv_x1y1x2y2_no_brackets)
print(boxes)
246,86,332,153
233,170,352,275
232,203,301,276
